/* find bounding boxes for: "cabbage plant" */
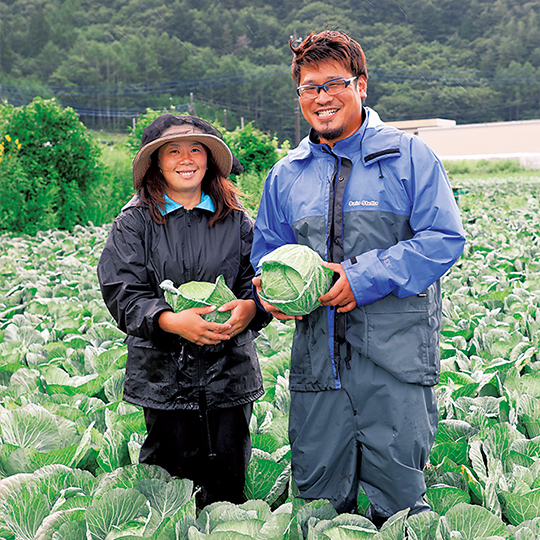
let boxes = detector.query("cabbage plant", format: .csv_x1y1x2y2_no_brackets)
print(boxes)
259,244,334,316
160,276,236,323
5,177,540,537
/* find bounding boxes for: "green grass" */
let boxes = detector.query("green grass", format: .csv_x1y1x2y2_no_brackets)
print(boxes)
444,158,527,177
86,140,134,226
88,129,129,146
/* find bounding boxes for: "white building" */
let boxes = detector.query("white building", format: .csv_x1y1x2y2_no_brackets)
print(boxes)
387,118,540,168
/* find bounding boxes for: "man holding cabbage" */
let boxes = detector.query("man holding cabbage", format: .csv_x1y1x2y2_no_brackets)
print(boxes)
251,30,465,527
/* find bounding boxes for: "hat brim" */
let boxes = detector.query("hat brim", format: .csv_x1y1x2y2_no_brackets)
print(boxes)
132,131,234,190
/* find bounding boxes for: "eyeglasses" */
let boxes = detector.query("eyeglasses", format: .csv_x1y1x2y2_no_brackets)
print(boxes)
296,76,358,99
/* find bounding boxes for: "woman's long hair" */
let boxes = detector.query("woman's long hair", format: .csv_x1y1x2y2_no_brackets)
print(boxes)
139,144,243,227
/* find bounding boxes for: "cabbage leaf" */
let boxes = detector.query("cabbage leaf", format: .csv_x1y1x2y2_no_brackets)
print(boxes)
160,275,236,323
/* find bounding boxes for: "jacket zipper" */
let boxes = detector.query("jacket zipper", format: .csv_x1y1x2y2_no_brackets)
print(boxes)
326,151,354,382
185,210,215,457
185,211,196,281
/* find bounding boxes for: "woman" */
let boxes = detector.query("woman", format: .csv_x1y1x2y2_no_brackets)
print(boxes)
97,114,270,506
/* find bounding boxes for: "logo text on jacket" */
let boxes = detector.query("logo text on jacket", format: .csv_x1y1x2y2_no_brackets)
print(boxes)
349,200,379,207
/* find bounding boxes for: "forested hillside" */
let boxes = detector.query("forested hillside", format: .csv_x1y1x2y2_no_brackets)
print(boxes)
1,0,540,142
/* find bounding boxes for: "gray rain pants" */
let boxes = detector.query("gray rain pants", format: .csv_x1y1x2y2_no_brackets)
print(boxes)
289,347,438,518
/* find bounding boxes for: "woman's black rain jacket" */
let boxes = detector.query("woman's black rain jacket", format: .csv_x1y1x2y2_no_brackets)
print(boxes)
97,194,270,410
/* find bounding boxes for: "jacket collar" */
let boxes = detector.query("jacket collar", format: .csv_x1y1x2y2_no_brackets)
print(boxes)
122,192,216,214
159,191,215,215
288,107,402,164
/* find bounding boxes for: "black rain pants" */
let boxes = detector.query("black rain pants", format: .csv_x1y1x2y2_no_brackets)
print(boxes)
139,402,253,506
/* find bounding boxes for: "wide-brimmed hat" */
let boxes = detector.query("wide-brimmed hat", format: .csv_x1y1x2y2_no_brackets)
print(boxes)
132,114,236,190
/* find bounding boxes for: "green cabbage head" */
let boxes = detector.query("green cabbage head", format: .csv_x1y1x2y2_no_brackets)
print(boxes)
160,275,236,323
259,244,334,316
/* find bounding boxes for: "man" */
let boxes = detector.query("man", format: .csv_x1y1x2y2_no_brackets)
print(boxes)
250,30,465,525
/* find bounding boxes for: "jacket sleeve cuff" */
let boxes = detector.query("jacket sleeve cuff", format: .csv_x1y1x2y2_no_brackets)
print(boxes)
244,280,271,331
250,280,267,312
342,252,393,306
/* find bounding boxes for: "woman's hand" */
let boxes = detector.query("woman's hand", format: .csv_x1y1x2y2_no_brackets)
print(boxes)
158,307,232,346
217,298,257,337
252,276,303,321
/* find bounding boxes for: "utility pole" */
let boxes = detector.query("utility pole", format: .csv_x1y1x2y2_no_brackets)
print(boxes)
223,109,227,130
189,93,196,116
291,32,303,147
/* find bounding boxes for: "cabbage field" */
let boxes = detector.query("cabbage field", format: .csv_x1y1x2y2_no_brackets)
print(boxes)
0,174,540,539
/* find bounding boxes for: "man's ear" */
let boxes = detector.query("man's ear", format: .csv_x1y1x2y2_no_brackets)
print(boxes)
357,75,368,99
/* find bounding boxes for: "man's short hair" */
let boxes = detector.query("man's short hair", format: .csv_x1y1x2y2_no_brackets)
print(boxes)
289,30,368,86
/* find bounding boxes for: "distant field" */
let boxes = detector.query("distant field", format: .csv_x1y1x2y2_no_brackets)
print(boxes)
89,129,129,146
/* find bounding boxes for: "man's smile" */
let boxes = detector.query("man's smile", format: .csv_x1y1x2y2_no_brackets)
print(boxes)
316,108,339,118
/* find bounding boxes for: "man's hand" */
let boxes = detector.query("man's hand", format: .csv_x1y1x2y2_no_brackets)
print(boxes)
252,276,303,321
318,262,357,313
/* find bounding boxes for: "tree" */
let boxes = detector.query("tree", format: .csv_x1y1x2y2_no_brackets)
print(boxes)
2,0,540,137
0,98,100,233
26,5,50,58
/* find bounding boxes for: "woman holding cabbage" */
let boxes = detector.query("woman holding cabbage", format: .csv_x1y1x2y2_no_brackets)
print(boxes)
97,114,270,506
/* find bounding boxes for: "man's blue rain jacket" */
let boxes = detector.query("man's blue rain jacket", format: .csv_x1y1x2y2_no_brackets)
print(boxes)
251,108,466,390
